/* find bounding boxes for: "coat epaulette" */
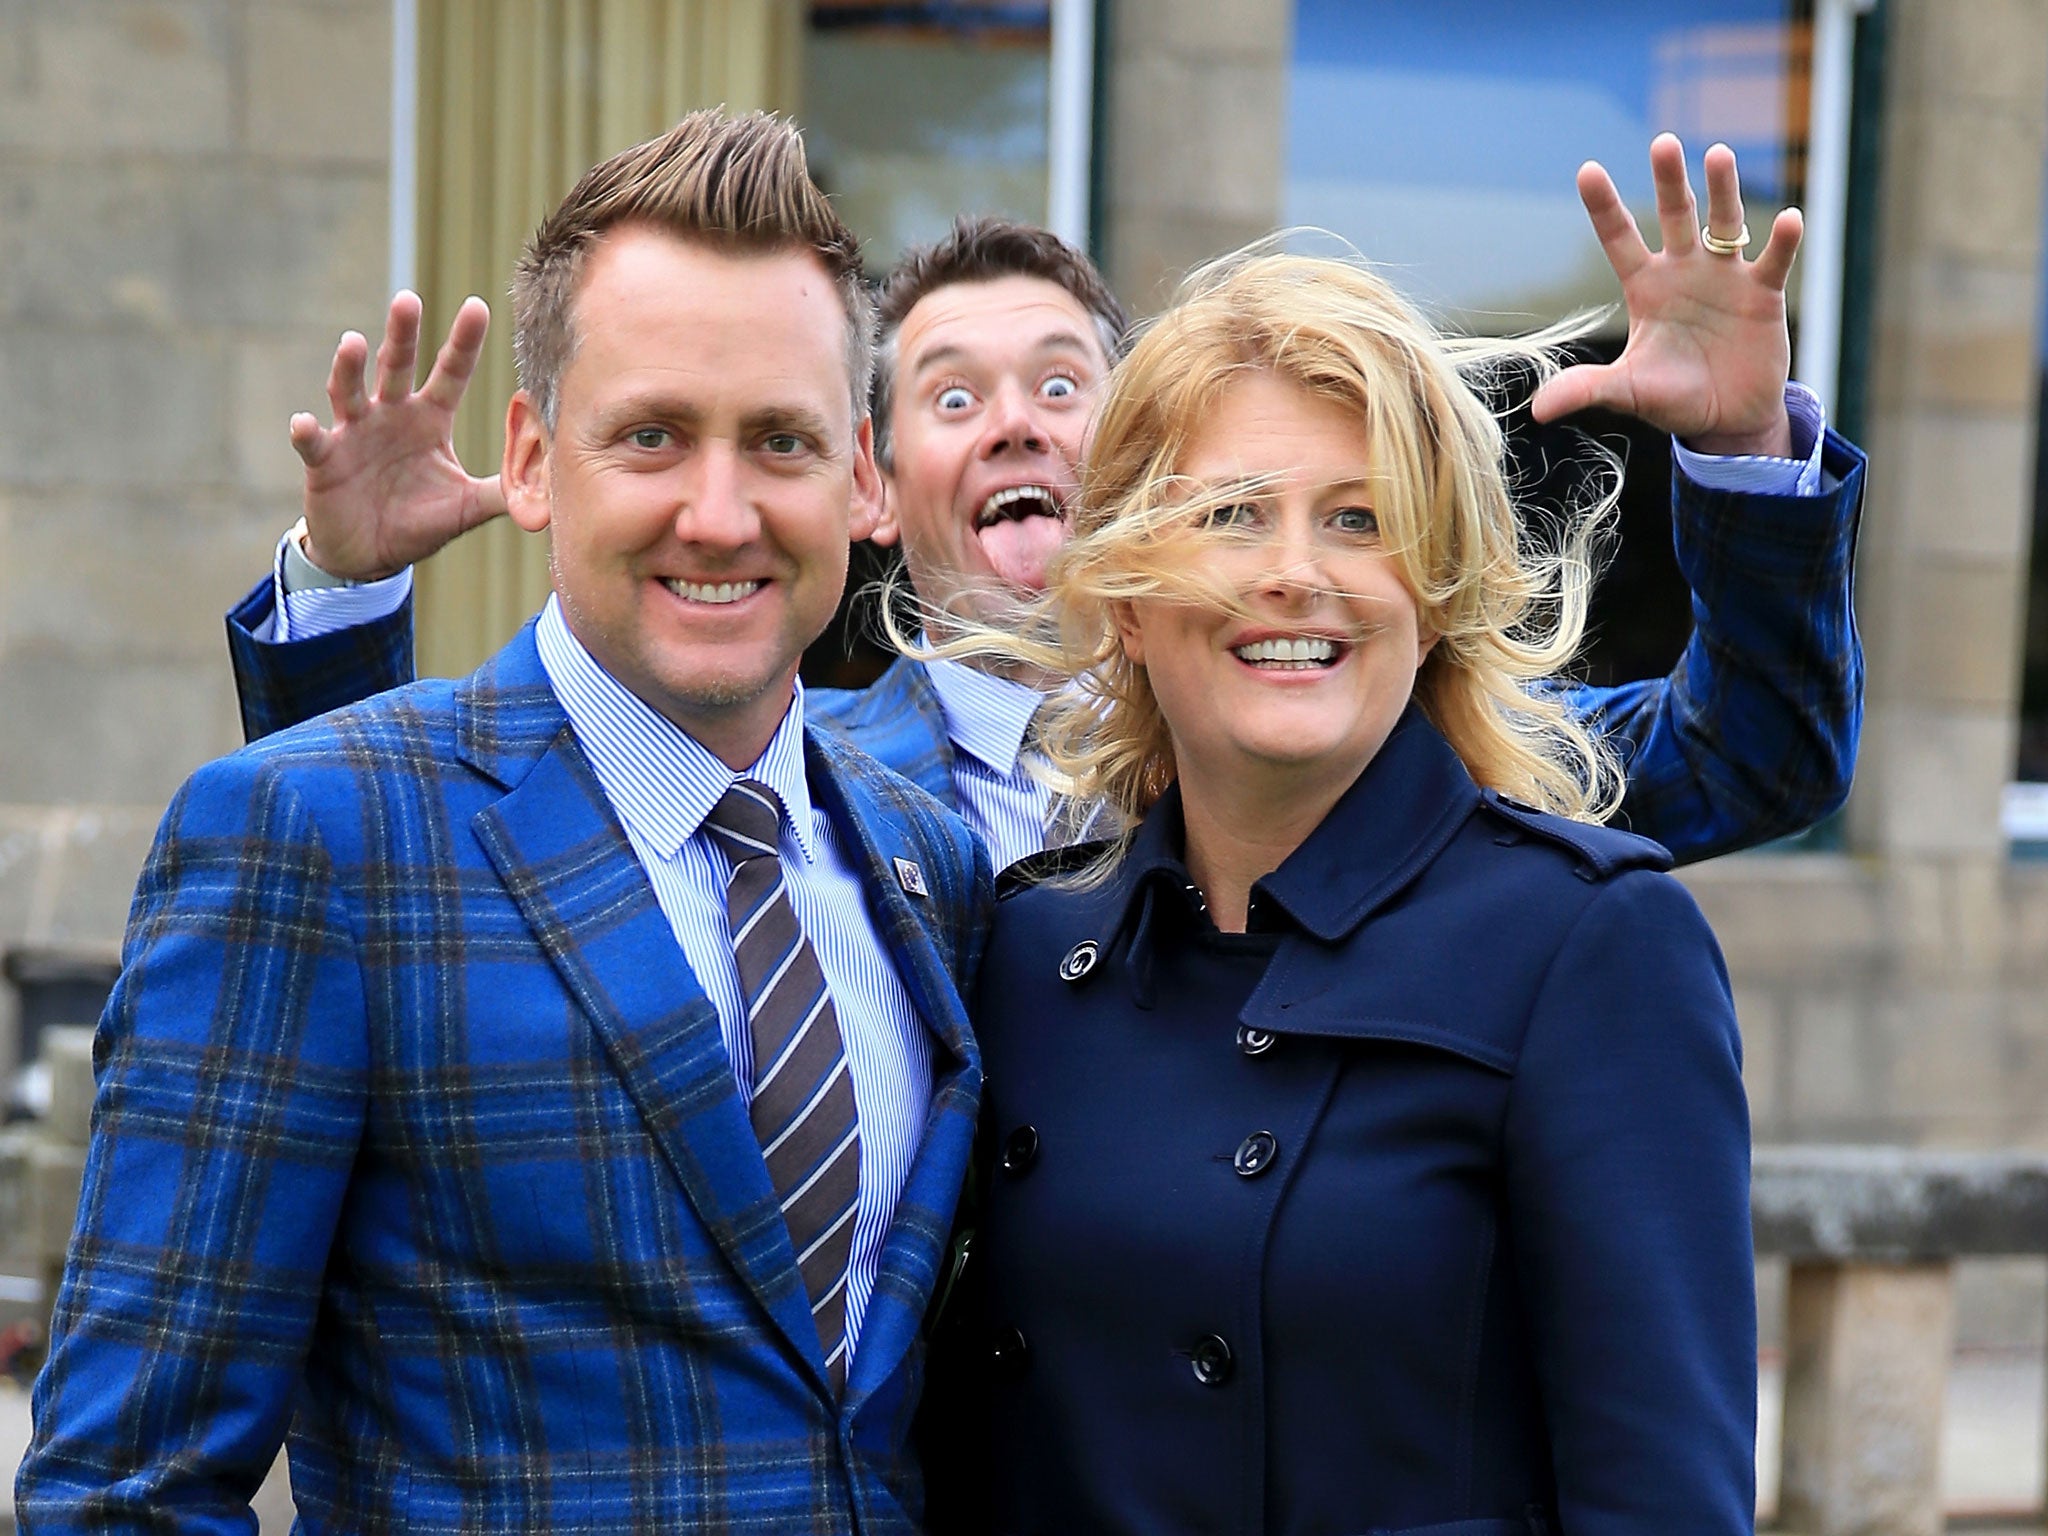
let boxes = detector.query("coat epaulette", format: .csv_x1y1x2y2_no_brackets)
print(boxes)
1476,787,1674,878
996,839,1117,899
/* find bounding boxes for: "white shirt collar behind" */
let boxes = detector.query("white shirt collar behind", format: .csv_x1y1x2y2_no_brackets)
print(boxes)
533,595,817,864
920,653,1046,776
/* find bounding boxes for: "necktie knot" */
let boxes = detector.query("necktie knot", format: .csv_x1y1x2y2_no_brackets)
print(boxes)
705,779,784,868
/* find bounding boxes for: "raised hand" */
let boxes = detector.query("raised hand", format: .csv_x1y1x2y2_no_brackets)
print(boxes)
287,291,508,580
1531,133,1801,458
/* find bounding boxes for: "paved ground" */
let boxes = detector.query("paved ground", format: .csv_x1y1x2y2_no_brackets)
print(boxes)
0,1353,2038,1530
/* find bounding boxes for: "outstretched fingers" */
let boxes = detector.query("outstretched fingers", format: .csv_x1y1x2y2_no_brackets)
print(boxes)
420,296,492,413
1648,132,1700,256
1576,160,1651,283
323,329,371,426
1701,142,1748,248
373,290,424,403
287,411,331,469
1752,205,1804,291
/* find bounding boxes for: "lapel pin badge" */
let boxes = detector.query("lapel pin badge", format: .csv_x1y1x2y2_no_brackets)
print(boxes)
893,857,929,898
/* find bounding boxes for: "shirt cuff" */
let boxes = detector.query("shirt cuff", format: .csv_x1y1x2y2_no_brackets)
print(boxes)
1671,382,1827,498
266,529,414,643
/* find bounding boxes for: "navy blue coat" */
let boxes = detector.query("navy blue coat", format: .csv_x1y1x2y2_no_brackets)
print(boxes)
927,708,1755,1536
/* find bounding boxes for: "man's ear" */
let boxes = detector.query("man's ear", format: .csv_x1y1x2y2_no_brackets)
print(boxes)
848,418,886,545
869,451,901,548
504,392,553,532
1110,599,1145,667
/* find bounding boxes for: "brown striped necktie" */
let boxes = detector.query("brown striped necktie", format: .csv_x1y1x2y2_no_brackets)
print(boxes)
703,779,861,1393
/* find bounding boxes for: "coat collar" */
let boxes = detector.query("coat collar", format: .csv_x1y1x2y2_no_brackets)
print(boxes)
1111,705,1481,949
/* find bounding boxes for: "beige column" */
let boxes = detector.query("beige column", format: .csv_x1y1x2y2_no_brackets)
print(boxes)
1778,1260,1957,1536
1849,0,2048,860
1095,0,1293,314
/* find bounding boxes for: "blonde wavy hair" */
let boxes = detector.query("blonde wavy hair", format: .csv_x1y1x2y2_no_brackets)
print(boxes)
908,247,1625,859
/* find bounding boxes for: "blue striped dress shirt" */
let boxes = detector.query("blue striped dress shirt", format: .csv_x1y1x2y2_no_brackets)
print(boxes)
533,597,932,1360
920,655,1056,871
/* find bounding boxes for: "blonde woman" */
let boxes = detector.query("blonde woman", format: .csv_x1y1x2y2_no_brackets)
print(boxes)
924,253,1753,1535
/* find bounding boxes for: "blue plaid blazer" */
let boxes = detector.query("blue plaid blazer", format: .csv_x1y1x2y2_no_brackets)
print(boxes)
222,438,1866,864
20,624,994,1535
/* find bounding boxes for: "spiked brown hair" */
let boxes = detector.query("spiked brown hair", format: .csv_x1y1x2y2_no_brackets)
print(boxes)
512,109,874,428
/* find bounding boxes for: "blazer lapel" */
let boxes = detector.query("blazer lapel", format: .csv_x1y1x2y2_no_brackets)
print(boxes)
460,630,830,1389
806,732,982,1409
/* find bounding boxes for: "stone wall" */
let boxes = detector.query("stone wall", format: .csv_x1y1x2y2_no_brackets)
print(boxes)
0,0,392,1055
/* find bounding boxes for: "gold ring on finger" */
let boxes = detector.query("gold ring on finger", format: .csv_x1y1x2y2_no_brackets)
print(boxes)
1701,223,1750,257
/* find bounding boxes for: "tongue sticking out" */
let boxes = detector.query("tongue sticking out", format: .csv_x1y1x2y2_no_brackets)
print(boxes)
976,512,1067,591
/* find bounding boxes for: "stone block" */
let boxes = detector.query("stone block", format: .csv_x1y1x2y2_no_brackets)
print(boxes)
1871,258,2042,412
1777,1261,1954,1536
1105,53,1285,224
245,2,391,165
1878,558,2027,712
1851,703,2014,859
1911,103,2048,269
0,2,233,155
1786,991,1883,1133
0,654,242,808
1110,0,1290,61
0,162,386,332
26,1139,83,1263
16,808,162,952
1878,986,2010,1128
172,169,390,332
41,1027,95,1150
2,490,281,659
1734,984,1786,1135
1920,0,2048,113
1107,210,1276,318
1874,409,2036,564
0,328,228,489
1678,857,1883,981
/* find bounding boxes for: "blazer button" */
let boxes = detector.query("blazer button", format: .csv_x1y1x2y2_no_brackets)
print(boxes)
1058,939,1100,983
1233,1130,1279,1178
1236,1025,1277,1057
989,1325,1031,1380
1190,1333,1234,1386
1000,1124,1040,1177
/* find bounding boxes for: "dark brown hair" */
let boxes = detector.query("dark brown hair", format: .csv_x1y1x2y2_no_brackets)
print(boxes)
512,109,874,427
872,216,1129,466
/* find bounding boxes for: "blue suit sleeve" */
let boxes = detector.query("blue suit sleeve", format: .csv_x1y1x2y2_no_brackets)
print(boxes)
1554,431,1865,864
1502,871,1755,1536
16,758,368,1534
226,574,416,744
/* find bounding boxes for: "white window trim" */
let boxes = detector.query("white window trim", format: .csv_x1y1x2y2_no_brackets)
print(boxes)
1795,0,1878,416
1047,0,1097,251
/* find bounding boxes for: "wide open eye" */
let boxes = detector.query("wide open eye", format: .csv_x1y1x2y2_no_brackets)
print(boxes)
1040,373,1079,400
937,385,973,412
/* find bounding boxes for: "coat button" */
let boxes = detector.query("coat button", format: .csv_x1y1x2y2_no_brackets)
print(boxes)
989,1325,1031,1380
1058,940,1099,982
1190,1333,1234,1386
1000,1124,1039,1176
1236,1025,1276,1057
1233,1130,1278,1178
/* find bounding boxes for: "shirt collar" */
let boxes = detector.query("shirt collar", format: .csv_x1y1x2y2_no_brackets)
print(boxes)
534,595,817,863
921,653,1048,775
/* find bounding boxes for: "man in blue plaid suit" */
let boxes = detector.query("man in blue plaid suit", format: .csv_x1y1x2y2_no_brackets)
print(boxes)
19,112,993,1534
223,139,1861,872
